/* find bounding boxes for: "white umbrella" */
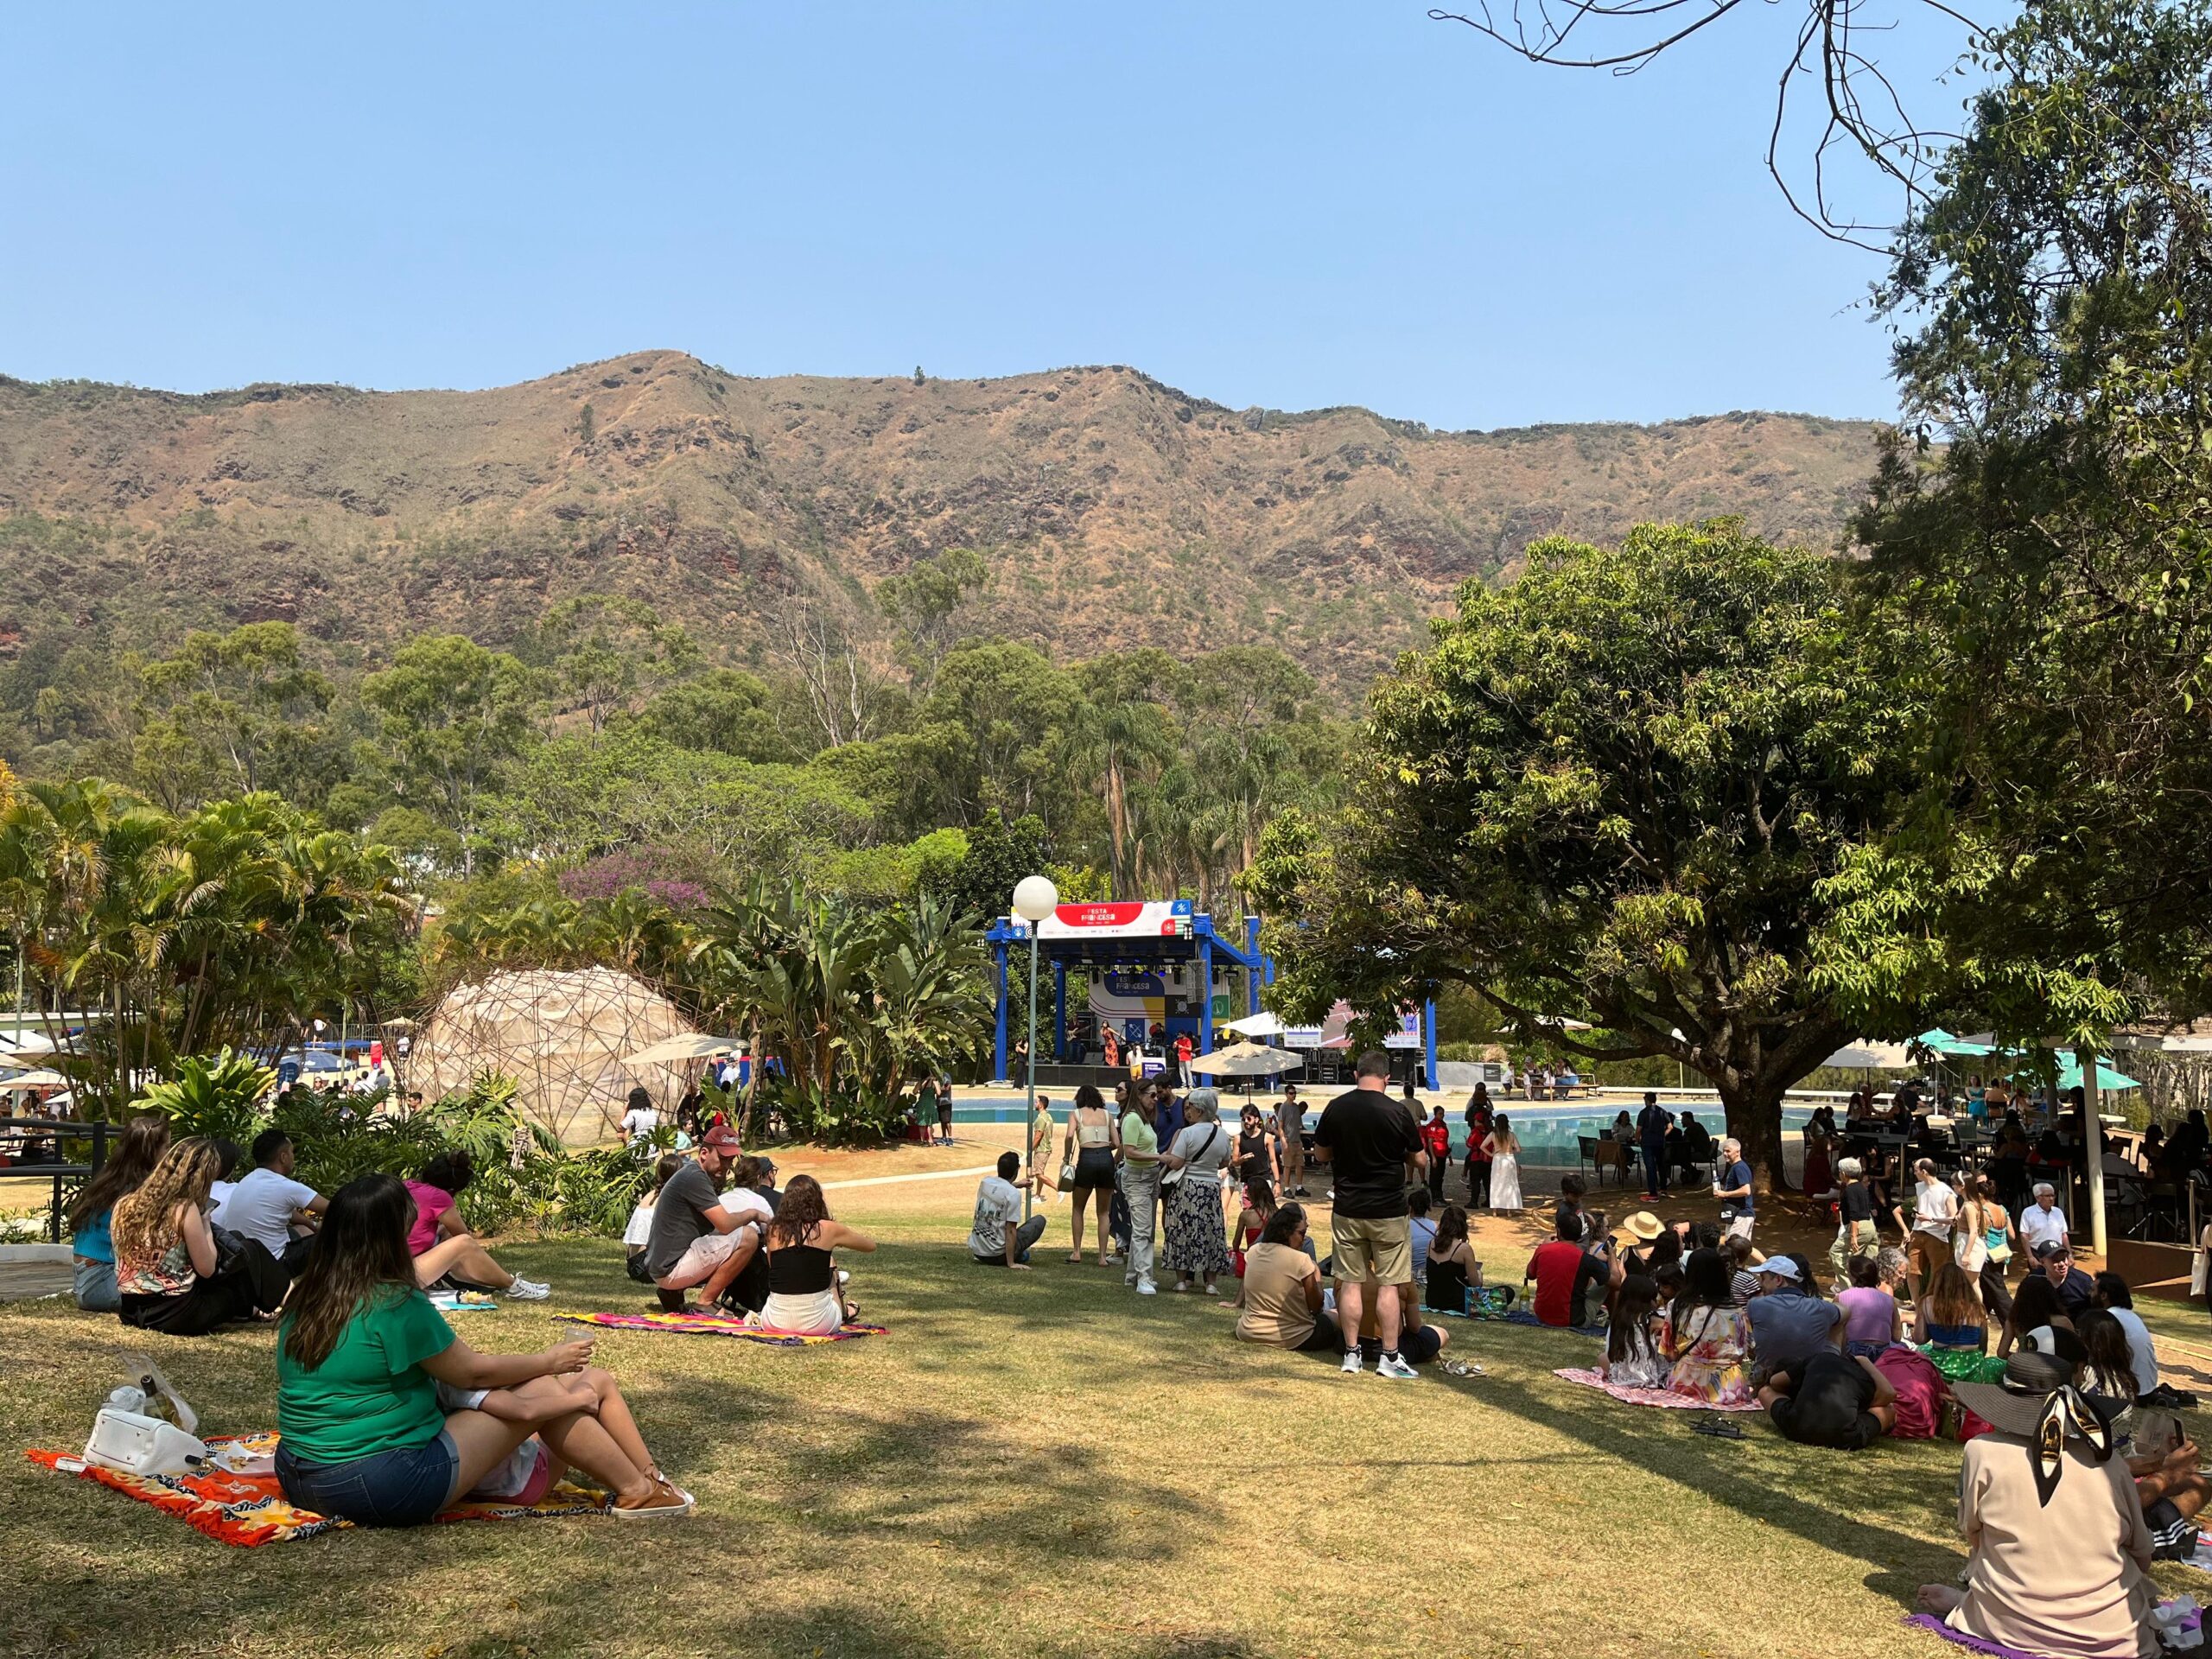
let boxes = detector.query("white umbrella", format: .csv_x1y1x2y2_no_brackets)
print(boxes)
624,1033,739,1065
1187,1042,1305,1077
1223,1012,1286,1039
0,1069,69,1090
0,1033,57,1058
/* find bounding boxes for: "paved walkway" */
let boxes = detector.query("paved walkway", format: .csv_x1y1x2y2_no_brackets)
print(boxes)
823,1163,995,1192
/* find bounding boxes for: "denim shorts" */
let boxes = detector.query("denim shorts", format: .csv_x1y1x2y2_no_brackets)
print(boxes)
276,1429,460,1527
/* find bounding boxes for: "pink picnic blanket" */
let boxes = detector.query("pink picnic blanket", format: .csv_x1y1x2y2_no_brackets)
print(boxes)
1553,1367,1763,1412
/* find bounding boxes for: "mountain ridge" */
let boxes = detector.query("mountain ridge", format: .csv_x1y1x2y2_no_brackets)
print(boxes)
0,350,1885,688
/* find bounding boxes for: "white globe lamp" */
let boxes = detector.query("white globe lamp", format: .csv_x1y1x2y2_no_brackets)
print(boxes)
1012,875,1058,923
1009,874,1058,1223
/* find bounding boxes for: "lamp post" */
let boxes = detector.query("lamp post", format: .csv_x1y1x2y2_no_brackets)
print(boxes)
1011,874,1058,1224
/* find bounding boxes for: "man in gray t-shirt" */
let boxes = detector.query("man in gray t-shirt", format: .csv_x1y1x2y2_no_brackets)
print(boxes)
1745,1257,1843,1382
645,1126,759,1311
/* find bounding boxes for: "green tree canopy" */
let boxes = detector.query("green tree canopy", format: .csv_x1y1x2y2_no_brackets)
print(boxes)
1249,521,1930,1178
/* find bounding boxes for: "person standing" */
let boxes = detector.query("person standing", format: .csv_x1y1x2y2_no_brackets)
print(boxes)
2018,1183,2070,1257
1420,1103,1451,1205
1907,1158,1961,1306
1312,1051,1425,1377
1060,1084,1122,1266
1828,1157,1879,1287
1964,1173,2018,1326
1159,1090,1233,1294
1173,1029,1194,1084
1637,1090,1672,1199
1275,1083,1308,1198
1713,1138,1755,1241
1027,1091,1058,1205
1464,1089,1494,1211
932,1076,955,1146
1117,1084,1162,1295
1483,1114,1522,1213
1235,1103,1281,1196
619,1087,659,1145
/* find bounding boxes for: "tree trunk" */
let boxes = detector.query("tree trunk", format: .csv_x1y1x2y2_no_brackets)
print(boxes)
1715,1078,1788,1194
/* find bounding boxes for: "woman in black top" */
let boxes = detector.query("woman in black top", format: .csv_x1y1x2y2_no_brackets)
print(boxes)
749,1175,874,1335
1235,1104,1279,1194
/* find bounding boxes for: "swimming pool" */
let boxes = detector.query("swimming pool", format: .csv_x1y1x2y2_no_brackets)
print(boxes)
950,1097,1811,1167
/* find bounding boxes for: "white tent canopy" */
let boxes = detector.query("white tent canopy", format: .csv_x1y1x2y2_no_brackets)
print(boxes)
1189,1041,1304,1077
624,1033,740,1065
1223,1012,1285,1039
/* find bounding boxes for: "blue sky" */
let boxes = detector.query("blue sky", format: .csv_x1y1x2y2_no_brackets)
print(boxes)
0,3,1977,428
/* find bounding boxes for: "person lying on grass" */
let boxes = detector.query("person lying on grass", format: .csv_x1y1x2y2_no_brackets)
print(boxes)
276,1173,690,1526
1757,1327,1897,1450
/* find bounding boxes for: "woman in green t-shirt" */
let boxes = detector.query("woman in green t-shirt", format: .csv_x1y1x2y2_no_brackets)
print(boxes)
276,1173,690,1526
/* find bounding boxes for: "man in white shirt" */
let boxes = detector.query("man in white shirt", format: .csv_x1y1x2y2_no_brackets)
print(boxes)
969,1153,1047,1268
211,1128,326,1272
1907,1159,1960,1301
2018,1184,2069,1255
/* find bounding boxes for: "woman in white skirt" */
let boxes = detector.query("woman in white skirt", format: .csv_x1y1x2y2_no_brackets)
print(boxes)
1483,1114,1523,1213
747,1175,874,1334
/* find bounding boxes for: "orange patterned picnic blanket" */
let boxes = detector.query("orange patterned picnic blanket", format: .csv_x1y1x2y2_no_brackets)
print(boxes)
557,1310,887,1344
27,1431,606,1547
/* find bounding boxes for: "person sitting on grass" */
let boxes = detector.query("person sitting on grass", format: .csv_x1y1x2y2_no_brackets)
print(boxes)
2127,1409,2212,1562
1919,1350,2154,1658
1601,1273,1668,1388
112,1136,289,1336
1744,1255,1841,1385
1758,1328,1897,1450
1916,1262,2004,1382
1997,1269,2075,1360
404,1150,550,1300
212,1128,327,1277
1406,1186,1437,1285
1836,1255,1904,1359
970,1152,1047,1268
276,1173,689,1526
1723,1233,1763,1306
645,1125,762,1313
1661,1248,1755,1407
1235,1202,1342,1356
67,1114,169,1313
433,1362,688,1510
623,1154,684,1284
2092,1273,2190,1409
1524,1205,1609,1330
1425,1205,1480,1314
750,1174,874,1334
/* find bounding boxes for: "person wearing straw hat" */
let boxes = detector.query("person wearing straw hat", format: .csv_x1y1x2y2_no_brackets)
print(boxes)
1915,1351,2156,1657
1613,1211,1665,1276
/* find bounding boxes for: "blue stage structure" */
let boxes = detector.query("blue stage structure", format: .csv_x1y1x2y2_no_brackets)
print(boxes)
986,901,1437,1090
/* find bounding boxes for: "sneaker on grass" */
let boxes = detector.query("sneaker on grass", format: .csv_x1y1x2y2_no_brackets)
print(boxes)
504,1278,551,1300
1375,1354,1418,1381
1340,1351,1363,1375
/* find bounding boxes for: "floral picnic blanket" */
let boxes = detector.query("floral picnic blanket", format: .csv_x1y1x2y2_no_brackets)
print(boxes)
556,1310,887,1344
26,1431,605,1547
1553,1367,1764,1412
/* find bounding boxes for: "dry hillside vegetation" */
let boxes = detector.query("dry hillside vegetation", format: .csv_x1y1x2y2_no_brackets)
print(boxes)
0,352,1879,687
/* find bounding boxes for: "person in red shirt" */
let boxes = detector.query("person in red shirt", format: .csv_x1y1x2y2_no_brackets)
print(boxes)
1524,1206,1611,1328
1420,1105,1451,1205
1174,1031,1194,1084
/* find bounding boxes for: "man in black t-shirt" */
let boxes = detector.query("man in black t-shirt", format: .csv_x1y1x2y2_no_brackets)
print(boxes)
1758,1338,1896,1450
1313,1050,1427,1379
1827,1155,1879,1287
645,1125,761,1312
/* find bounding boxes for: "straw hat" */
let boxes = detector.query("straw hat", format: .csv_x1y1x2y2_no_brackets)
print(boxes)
1619,1211,1662,1242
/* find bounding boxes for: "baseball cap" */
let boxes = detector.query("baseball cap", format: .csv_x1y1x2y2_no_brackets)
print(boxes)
701,1125,743,1154
1756,1256,1802,1281
2031,1239,2069,1262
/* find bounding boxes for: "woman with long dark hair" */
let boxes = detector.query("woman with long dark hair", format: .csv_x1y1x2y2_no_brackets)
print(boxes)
112,1136,288,1335
68,1114,169,1311
277,1173,688,1525
749,1173,874,1335
1059,1083,1122,1267
1659,1247,1754,1406
1997,1270,2072,1359
403,1149,549,1300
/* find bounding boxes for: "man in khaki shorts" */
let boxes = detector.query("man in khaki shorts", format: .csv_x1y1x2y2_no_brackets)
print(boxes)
1313,1049,1427,1379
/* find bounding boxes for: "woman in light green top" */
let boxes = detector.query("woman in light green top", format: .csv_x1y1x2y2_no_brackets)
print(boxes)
1117,1082,1162,1296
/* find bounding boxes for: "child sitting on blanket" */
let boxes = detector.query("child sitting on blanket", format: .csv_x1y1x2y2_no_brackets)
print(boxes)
1600,1274,1668,1388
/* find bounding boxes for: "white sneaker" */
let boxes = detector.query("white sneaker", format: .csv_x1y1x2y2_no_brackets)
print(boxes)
1340,1351,1363,1375
1135,1278,1158,1295
504,1278,551,1300
1375,1354,1419,1380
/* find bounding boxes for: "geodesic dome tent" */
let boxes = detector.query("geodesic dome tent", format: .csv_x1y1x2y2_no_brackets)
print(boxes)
411,965,697,1145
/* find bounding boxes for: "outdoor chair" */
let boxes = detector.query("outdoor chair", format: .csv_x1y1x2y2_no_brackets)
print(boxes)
1577,1135,1605,1185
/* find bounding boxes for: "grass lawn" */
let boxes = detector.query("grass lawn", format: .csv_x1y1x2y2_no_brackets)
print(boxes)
6,1152,2208,1659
